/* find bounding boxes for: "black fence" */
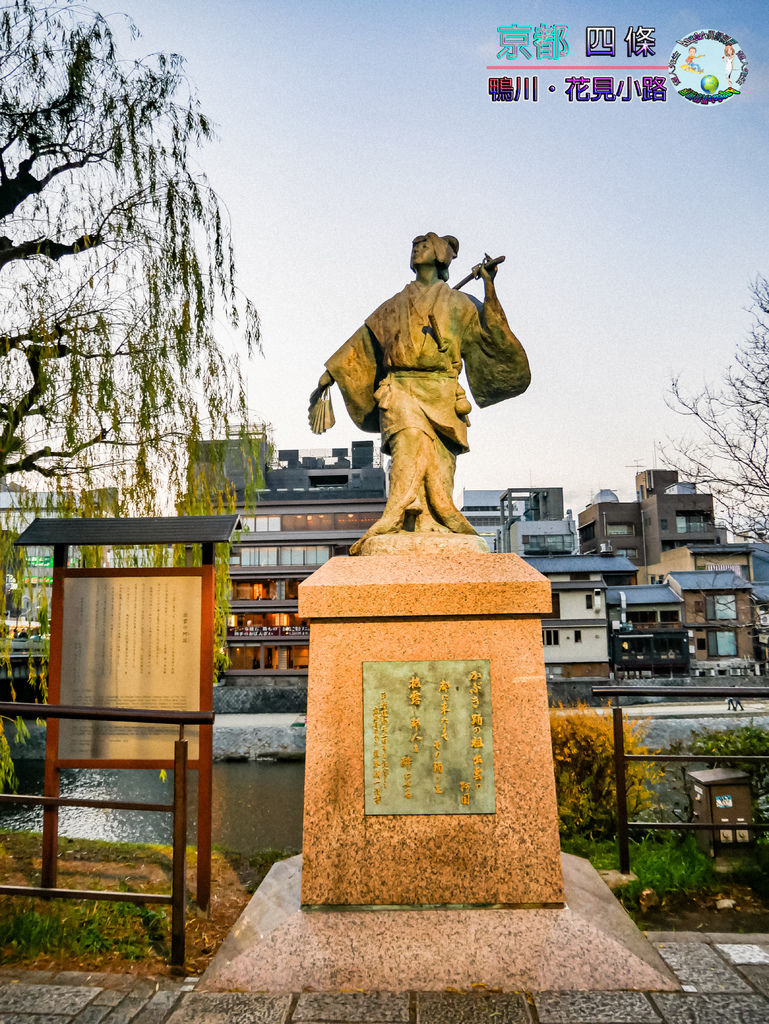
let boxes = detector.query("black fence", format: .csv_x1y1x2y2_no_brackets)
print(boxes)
591,685,769,874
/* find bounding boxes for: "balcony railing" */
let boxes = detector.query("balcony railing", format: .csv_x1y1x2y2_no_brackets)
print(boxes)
227,625,309,638
676,520,713,534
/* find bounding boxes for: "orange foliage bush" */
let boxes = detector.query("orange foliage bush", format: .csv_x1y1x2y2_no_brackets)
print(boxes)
549,702,660,840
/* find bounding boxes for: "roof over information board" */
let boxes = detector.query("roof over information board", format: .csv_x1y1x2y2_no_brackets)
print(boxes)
14,515,241,547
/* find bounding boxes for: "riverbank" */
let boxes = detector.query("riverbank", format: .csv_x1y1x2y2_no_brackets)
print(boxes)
0,830,296,975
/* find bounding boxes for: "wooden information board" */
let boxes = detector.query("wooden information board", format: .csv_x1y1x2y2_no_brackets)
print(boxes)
44,565,215,909
58,574,202,761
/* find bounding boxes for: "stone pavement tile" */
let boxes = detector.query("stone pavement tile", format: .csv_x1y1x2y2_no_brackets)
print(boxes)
654,943,750,992
416,992,531,1023
92,991,127,1007
131,990,182,1024
102,993,153,1023
741,965,769,997
0,970,57,985
293,992,409,1022
696,934,769,946
0,983,98,1016
714,943,769,965
55,973,137,991
651,992,769,1023
645,934,709,945
72,1005,112,1023
534,991,660,1023
165,993,291,1024
0,1015,71,1023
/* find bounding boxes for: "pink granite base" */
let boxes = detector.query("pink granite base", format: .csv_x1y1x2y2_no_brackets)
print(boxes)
200,854,679,994
298,554,564,907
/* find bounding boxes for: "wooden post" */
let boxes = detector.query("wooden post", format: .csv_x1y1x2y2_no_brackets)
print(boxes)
171,730,188,967
41,545,67,889
612,699,630,875
196,558,215,914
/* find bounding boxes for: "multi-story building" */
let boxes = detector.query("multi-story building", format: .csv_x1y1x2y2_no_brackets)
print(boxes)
459,489,505,551
606,585,689,677
647,542,769,584
666,570,754,673
224,442,388,707
498,486,577,556
579,470,721,576
508,514,578,558
751,583,769,674
524,554,637,679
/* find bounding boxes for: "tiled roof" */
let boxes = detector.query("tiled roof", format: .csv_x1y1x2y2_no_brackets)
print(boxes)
606,585,682,605
15,515,241,546
667,570,751,591
524,555,637,573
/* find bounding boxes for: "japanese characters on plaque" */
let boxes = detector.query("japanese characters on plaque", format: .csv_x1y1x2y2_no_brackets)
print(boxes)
362,660,494,815
58,574,202,760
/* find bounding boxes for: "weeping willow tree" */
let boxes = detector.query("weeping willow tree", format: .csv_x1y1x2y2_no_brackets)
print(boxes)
0,1,262,787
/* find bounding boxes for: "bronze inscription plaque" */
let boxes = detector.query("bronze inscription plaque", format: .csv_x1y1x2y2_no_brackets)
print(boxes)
362,659,494,815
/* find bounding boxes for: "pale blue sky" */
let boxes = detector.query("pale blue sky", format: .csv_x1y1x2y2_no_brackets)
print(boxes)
100,1,768,513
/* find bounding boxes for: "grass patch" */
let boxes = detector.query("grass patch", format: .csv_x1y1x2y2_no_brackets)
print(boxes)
618,833,714,910
2,899,170,963
0,829,296,969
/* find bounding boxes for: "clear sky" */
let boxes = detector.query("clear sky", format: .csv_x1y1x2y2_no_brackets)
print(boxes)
99,1,768,515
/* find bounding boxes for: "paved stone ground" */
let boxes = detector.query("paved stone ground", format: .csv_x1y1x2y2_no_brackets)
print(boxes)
1,934,769,1022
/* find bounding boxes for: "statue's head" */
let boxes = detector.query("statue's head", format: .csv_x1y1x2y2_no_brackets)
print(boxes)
410,233,459,281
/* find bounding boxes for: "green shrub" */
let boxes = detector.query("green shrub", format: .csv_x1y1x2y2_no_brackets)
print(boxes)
550,702,661,841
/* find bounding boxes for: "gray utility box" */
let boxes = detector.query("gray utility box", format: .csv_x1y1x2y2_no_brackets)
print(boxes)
687,768,753,856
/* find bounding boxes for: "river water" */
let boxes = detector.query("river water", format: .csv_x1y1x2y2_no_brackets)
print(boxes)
0,761,305,855
2,710,767,853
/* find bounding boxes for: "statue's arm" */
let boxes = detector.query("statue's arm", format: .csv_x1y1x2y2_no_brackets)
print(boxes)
462,266,531,407
309,326,382,433
478,265,530,395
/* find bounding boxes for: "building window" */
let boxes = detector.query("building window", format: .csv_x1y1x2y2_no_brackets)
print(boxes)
282,512,335,531
660,518,668,531
579,522,596,542
585,594,593,610
279,545,331,566
627,610,656,625
574,629,582,643
707,630,737,657
238,516,281,533
232,546,279,566
705,595,737,620
660,609,680,623
696,637,706,650
676,513,712,534
523,534,573,554
607,523,634,536
544,629,560,646
543,592,561,618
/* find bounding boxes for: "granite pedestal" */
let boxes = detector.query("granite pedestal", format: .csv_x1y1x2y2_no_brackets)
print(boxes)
200,552,679,994
199,853,679,993
297,553,563,907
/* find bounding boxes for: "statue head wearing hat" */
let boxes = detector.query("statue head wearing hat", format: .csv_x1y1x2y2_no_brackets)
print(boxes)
410,233,459,282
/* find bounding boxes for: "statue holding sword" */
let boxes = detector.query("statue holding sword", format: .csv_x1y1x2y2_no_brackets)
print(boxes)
309,232,530,555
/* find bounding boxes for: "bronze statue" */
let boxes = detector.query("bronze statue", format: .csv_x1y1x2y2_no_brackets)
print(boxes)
309,233,530,554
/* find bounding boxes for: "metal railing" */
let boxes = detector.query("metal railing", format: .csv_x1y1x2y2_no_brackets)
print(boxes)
0,702,215,965
591,685,769,874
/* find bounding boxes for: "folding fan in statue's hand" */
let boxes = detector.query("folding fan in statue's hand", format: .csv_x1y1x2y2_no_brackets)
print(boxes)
308,384,335,434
